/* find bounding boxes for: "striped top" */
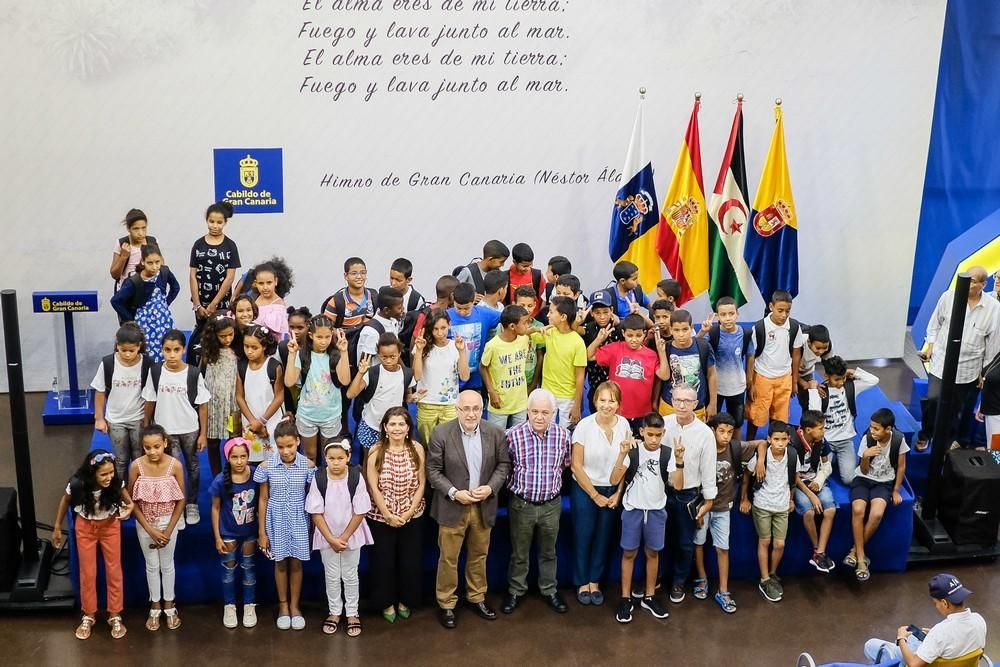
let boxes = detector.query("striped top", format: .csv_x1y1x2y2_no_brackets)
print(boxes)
132,458,184,522
367,447,424,523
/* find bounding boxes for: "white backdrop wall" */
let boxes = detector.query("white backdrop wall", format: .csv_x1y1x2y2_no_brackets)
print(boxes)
0,0,945,392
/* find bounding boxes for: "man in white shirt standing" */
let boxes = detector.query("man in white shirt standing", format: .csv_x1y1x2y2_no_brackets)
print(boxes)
918,266,1000,451
660,383,717,605
864,573,987,665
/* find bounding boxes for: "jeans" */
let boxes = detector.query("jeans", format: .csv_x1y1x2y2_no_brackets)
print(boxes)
508,495,561,596
863,635,921,663
107,420,142,481
220,538,256,606
321,547,361,616
570,480,617,586
717,394,745,428
485,410,526,430
668,488,700,587
137,517,178,602
168,431,200,504
919,375,981,447
829,438,858,484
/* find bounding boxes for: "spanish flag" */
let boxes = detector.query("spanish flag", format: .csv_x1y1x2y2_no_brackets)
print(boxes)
657,96,709,304
744,101,799,302
609,94,661,293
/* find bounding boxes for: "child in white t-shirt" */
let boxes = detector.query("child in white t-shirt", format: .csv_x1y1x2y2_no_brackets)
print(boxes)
746,291,805,439
92,323,150,480
411,310,469,444
142,329,211,525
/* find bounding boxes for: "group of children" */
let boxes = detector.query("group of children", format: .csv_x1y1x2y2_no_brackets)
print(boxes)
56,219,910,638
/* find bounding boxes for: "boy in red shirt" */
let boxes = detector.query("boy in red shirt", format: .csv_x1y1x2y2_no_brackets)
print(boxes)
506,242,546,316
587,314,670,434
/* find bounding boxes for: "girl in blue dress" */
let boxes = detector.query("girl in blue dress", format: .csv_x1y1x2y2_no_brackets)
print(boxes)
110,244,179,361
254,417,314,631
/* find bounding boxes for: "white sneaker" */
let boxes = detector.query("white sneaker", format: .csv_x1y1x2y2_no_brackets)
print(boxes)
222,604,237,629
185,504,200,525
243,604,257,628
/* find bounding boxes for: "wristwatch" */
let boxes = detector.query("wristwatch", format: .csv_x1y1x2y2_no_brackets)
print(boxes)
896,637,907,645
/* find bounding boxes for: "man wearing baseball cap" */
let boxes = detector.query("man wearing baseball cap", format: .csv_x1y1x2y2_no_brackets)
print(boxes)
863,573,987,665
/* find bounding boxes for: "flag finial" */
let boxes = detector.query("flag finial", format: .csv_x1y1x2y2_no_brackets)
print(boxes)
694,91,702,101
639,87,646,98
737,93,744,102
775,97,782,106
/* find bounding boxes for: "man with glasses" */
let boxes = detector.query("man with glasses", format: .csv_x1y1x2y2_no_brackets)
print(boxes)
660,384,717,605
918,266,1000,451
427,390,511,629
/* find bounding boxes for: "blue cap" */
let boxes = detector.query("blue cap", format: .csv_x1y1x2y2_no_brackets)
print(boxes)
928,573,972,603
589,291,613,308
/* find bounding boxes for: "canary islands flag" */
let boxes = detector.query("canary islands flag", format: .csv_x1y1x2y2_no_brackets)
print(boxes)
609,96,660,293
745,102,799,302
657,97,709,305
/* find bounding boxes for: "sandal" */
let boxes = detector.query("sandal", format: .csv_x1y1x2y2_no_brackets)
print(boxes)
164,607,181,630
855,563,871,582
714,591,737,614
843,549,857,568
322,615,340,635
108,615,127,640
145,608,162,631
693,578,708,600
75,615,96,640
346,617,362,637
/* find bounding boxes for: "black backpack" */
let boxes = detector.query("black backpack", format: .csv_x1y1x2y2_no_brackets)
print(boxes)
124,265,174,316
666,338,711,383
398,305,432,365
237,357,280,385
405,289,423,313
452,261,485,293
753,317,802,358
504,268,543,305
149,362,201,408
324,288,379,367
623,445,674,489
707,323,754,361
113,235,158,289
102,353,153,399
749,447,798,498
860,428,904,471
788,426,825,473
353,318,387,366
819,379,857,417
355,364,414,421
309,465,362,504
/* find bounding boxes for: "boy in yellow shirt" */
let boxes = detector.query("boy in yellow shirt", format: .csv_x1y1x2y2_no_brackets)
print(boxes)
542,296,588,429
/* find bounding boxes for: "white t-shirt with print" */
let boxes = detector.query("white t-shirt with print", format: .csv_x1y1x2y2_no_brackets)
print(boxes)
754,316,806,379
417,343,460,405
623,445,675,511
91,357,145,424
141,366,211,435
359,366,415,428
747,447,792,512
854,431,910,483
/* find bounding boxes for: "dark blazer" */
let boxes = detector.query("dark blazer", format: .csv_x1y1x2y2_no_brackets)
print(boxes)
426,419,511,529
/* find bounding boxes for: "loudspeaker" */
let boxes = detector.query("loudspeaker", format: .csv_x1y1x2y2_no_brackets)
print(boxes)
939,450,1000,546
0,488,19,592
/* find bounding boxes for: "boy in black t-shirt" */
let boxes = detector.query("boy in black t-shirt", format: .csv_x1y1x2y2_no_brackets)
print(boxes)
575,291,621,412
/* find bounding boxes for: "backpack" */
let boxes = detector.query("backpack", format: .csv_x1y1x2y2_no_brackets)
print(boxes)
237,357,280,385
355,364,414,422
398,305,432,365
666,338,711,383
789,427,825,473
309,465,362,504
326,288,379,367
707,323,754,361
349,318,388,369
405,289,423,313
819,379,856,417
860,428,904,471
149,362,201,408
504,268,543,305
753,317,802,358
102,353,152,399
452,261,485,293
623,445,674,489
125,265,174,315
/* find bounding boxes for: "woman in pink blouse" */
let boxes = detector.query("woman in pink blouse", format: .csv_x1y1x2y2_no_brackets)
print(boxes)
365,406,427,624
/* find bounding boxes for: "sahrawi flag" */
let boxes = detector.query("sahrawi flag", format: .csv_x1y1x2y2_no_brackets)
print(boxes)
708,97,754,307
608,94,661,293
744,101,799,302
657,96,709,305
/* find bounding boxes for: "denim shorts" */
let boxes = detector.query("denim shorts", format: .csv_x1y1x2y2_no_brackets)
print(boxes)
620,508,667,552
295,414,341,439
793,484,837,515
693,508,731,550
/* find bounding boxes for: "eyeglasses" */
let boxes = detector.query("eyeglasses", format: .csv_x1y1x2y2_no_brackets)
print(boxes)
673,397,698,405
90,452,115,465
